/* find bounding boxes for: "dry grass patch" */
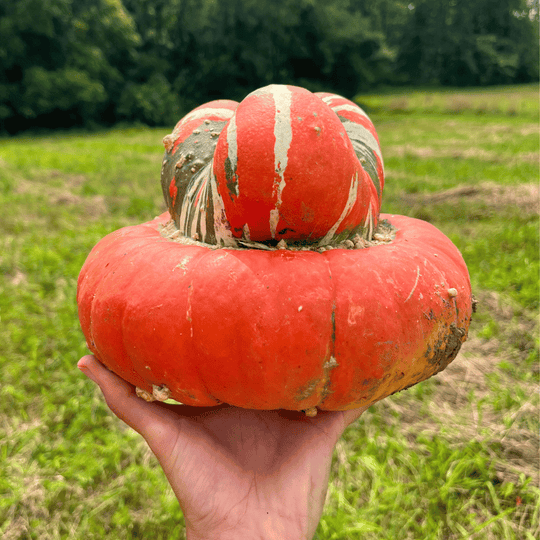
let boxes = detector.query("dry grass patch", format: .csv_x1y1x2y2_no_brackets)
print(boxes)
332,282,540,537
384,145,538,164
401,182,539,217
14,175,108,219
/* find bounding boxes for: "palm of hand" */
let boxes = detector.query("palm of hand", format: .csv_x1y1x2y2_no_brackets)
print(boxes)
78,355,366,540
160,406,348,538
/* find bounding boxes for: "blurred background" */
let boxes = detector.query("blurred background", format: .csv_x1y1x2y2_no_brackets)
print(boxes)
0,0,538,133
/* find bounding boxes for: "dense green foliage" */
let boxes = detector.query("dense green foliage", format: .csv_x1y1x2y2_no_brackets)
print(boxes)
0,0,538,132
0,85,538,538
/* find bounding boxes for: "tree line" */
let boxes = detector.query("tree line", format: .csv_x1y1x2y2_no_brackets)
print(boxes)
1,0,538,133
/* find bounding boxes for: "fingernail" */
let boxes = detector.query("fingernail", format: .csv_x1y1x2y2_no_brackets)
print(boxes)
78,362,98,384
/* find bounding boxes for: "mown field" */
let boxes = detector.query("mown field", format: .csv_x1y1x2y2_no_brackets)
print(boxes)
1,84,538,539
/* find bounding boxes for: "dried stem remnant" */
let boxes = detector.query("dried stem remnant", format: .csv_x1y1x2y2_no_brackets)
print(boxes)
136,387,156,402
152,384,171,401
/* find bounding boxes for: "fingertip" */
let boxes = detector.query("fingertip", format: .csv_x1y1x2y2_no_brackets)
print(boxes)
76,356,175,441
77,354,93,368
78,354,100,383
77,355,133,406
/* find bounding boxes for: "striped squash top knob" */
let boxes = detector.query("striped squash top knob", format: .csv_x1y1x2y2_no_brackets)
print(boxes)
161,85,384,248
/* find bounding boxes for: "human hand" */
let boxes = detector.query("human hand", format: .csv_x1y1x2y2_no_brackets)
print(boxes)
78,355,367,540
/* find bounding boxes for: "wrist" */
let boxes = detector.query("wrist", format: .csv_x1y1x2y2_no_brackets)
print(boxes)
185,512,310,540
186,529,305,540
186,526,307,540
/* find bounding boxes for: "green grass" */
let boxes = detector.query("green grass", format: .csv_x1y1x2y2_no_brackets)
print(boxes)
1,84,539,539
357,83,540,120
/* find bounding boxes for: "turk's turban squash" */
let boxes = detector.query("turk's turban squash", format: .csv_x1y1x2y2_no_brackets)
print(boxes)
77,85,473,414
